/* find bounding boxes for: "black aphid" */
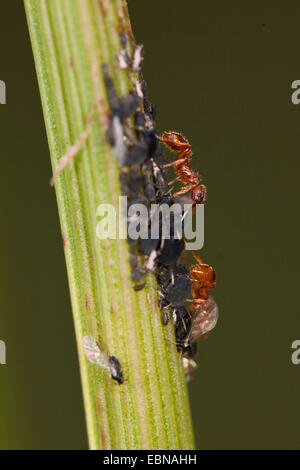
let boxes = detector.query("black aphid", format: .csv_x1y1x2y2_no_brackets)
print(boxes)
143,131,159,159
120,32,127,50
162,311,170,325
120,171,130,195
160,297,170,310
134,111,146,131
136,265,148,275
119,92,141,120
131,264,148,283
156,265,172,287
165,275,192,307
128,167,143,197
173,307,199,359
174,307,192,353
131,269,142,283
144,183,155,200
134,282,146,291
152,162,168,194
174,306,191,334
125,142,149,166
129,255,138,270
173,264,190,277
139,234,160,255
157,237,185,267
142,81,157,122
108,356,124,385
102,64,120,113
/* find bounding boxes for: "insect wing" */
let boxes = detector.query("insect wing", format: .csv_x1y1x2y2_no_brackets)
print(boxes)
83,336,111,372
190,297,219,341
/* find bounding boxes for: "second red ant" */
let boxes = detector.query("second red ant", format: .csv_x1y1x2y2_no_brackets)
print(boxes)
188,251,218,342
189,251,216,304
175,250,218,351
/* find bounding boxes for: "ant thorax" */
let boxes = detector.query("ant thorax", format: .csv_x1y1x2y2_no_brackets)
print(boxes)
190,262,216,292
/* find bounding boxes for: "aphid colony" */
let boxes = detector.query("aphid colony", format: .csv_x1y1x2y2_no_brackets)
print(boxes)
83,36,218,382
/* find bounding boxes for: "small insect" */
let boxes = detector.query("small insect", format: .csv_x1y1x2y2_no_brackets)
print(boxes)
116,41,144,74
144,183,155,200
157,131,206,205
165,274,192,307
174,306,193,353
162,311,170,325
176,296,218,354
119,92,141,120
132,44,144,73
102,64,120,113
116,49,131,70
116,33,131,70
134,282,146,291
83,336,124,385
139,233,160,256
152,160,168,194
182,357,197,382
157,236,185,267
125,142,149,165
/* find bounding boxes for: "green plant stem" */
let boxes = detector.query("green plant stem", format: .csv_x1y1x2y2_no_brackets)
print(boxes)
24,0,195,450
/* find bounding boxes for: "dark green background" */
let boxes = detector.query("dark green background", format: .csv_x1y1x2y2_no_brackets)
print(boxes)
1,0,299,449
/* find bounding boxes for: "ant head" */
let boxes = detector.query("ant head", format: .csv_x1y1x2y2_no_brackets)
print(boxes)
159,131,189,151
192,185,207,204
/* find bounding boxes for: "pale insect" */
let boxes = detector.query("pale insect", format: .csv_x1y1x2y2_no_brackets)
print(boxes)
83,336,124,385
182,357,197,382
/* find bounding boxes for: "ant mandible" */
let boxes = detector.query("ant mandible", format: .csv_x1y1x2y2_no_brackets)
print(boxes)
157,131,206,205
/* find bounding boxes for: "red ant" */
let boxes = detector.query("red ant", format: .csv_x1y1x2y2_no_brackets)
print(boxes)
186,251,218,343
157,131,206,205
189,251,216,304
174,248,217,353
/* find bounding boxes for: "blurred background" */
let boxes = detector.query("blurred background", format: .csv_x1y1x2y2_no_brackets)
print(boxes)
1,0,300,449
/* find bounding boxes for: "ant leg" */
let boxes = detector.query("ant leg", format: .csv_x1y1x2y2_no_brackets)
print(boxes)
173,184,193,198
154,158,187,169
183,239,205,265
191,250,204,265
177,147,192,161
165,337,181,348
168,175,181,185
